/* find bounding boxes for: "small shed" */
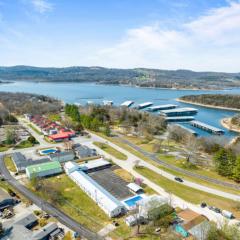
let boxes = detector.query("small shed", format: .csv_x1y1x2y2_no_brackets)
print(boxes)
127,183,143,194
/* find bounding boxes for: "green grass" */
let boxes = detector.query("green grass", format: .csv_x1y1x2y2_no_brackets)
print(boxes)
135,166,240,218
28,124,43,135
15,140,34,149
48,113,61,122
4,155,17,172
93,141,128,160
33,174,110,232
0,146,10,152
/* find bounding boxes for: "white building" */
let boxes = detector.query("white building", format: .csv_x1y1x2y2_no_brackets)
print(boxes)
64,161,126,217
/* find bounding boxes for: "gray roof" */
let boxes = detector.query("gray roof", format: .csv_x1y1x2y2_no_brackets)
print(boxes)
32,222,58,240
12,152,50,172
49,150,75,158
15,213,38,228
0,188,10,202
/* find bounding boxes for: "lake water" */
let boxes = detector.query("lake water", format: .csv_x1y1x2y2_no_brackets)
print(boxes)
1,81,240,138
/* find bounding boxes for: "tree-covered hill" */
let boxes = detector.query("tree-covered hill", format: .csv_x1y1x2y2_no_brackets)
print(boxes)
180,94,240,109
1,66,240,89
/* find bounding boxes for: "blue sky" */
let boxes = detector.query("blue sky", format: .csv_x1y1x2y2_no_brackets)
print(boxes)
0,0,240,71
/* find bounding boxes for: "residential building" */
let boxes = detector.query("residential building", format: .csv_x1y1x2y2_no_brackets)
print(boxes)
0,188,15,211
75,145,97,159
32,222,58,240
64,161,126,217
127,183,143,194
48,130,75,142
49,150,75,163
78,158,111,173
26,161,62,179
175,209,210,240
12,152,50,173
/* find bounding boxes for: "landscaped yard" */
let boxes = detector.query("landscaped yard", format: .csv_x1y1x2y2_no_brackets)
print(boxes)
135,166,240,218
93,141,128,160
15,140,35,149
0,145,10,152
4,155,17,172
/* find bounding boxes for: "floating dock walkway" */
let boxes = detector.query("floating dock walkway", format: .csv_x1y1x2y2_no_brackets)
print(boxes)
103,100,113,106
190,120,225,135
147,104,177,112
120,101,134,107
161,107,198,117
137,102,153,109
165,116,195,122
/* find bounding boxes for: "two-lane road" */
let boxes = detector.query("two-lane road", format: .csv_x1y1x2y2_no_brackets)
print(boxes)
0,154,103,240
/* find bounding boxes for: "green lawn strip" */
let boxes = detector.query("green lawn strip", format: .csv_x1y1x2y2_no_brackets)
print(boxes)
27,124,43,135
33,174,110,232
93,141,128,160
4,155,17,172
15,140,34,149
48,113,61,122
0,146,10,152
135,166,240,218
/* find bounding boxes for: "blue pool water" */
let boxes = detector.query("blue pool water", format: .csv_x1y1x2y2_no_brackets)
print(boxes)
124,195,143,207
41,149,57,154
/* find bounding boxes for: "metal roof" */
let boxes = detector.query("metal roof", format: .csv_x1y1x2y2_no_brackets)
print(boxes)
26,161,62,174
127,183,143,193
161,107,198,114
32,222,58,240
79,158,111,171
190,120,224,133
15,213,38,228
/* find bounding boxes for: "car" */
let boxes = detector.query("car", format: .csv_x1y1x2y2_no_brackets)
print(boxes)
174,177,184,183
208,206,221,213
201,202,207,208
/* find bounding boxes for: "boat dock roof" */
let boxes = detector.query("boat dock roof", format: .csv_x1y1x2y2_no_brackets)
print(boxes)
121,101,134,107
166,116,195,122
138,102,153,107
147,104,177,111
161,107,198,114
175,124,198,136
190,120,224,135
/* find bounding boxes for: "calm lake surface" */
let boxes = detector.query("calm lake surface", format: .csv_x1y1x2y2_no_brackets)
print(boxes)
1,81,240,138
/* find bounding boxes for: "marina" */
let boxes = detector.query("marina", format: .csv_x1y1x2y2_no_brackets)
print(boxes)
121,101,134,107
175,124,198,136
165,116,195,122
137,102,153,109
190,120,225,135
161,107,198,117
103,100,113,106
147,104,177,112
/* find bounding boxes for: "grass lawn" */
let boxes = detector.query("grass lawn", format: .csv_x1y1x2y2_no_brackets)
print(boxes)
28,124,43,135
135,166,240,218
33,174,110,232
4,155,17,172
48,113,61,122
15,140,34,149
93,141,128,160
0,146,10,152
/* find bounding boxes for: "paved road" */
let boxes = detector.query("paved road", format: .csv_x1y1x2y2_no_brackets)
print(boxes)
0,154,103,240
116,134,240,191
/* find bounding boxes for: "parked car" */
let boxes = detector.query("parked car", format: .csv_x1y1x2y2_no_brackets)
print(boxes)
174,177,184,183
222,210,234,219
201,202,207,208
208,206,221,213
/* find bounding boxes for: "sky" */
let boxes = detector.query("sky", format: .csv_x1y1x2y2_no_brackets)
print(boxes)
0,0,240,72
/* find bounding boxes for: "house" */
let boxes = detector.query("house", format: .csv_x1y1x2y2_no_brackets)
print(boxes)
12,152,50,173
26,161,63,179
64,161,126,217
48,151,75,163
32,222,58,240
75,145,97,159
175,209,210,240
0,188,15,211
15,213,38,229
48,130,75,142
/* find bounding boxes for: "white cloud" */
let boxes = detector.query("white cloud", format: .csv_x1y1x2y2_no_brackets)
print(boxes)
91,1,240,72
31,0,53,13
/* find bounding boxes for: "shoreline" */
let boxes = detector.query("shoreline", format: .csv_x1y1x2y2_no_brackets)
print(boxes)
177,99,240,112
221,118,240,133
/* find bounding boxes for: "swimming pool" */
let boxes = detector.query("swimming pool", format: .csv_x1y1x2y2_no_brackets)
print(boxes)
124,195,143,207
38,148,58,155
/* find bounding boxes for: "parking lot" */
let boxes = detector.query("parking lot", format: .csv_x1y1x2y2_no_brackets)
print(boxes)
89,167,133,200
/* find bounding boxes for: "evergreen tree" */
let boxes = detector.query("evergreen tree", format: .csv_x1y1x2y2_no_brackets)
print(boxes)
233,157,240,182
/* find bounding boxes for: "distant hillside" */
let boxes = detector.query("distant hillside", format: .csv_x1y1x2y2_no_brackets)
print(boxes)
180,94,240,110
0,66,240,89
